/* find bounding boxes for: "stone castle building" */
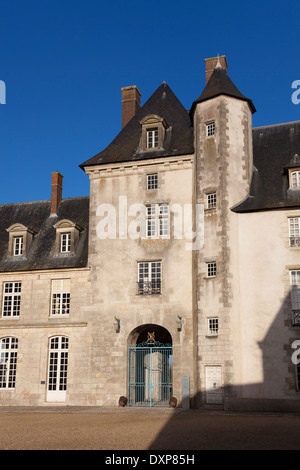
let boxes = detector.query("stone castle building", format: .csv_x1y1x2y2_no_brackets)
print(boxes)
0,56,300,411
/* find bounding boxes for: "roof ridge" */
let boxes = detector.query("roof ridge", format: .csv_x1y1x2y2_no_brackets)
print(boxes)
253,120,300,130
0,195,89,208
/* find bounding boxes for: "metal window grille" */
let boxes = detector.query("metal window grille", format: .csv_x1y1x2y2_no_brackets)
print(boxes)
2,282,21,317
289,218,300,247
138,261,161,295
146,204,169,238
51,279,70,316
48,336,68,392
61,233,71,252
13,236,23,256
207,262,216,277
206,122,215,137
147,129,158,148
0,337,18,389
147,173,158,190
207,192,216,209
208,318,219,335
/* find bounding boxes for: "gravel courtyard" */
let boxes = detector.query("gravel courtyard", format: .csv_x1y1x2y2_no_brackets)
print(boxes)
0,407,299,450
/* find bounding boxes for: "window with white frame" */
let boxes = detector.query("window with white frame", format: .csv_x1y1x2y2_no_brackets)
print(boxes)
146,204,169,238
208,318,219,336
290,270,300,326
13,236,23,256
0,337,18,389
60,232,71,253
207,192,217,209
289,218,300,247
147,173,158,190
206,122,215,137
291,171,300,189
138,261,161,295
51,279,70,316
207,262,216,278
147,129,158,148
47,336,68,394
2,282,21,318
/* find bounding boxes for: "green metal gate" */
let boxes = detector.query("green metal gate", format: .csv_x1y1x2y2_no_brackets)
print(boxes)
128,339,172,407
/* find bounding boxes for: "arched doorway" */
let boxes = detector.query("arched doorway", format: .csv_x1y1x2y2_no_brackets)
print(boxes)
128,324,172,407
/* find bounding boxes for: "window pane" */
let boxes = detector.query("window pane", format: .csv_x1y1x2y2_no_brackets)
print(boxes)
51,280,70,316
48,337,69,392
0,337,18,389
61,233,71,252
207,193,216,208
147,174,158,190
138,261,161,294
291,171,300,189
2,282,21,317
208,318,219,335
207,262,217,277
206,122,215,137
13,237,23,256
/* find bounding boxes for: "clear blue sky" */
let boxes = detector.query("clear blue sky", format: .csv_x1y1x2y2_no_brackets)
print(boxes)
0,0,299,204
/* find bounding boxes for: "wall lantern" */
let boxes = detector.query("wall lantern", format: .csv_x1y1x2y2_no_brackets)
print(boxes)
177,315,183,331
114,317,120,333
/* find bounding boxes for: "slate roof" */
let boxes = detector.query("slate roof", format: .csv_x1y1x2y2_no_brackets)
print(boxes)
0,197,89,272
190,66,256,115
80,82,194,168
233,121,300,212
79,75,299,213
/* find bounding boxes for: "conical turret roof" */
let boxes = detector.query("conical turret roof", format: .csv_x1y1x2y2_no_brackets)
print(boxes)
190,66,256,115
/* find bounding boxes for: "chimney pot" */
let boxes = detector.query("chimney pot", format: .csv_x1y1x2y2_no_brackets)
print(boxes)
121,85,141,128
205,55,228,84
51,171,63,215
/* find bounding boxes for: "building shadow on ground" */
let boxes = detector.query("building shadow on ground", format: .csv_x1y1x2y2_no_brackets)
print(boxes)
147,291,300,450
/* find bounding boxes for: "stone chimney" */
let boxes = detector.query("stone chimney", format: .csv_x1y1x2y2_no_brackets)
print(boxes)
121,85,141,128
51,171,63,215
205,55,228,84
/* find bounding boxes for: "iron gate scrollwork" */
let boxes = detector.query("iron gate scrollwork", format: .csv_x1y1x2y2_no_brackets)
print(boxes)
128,338,172,407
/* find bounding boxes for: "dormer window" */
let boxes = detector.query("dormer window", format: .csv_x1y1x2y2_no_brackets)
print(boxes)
53,219,83,255
13,236,23,256
140,115,168,151
147,129,158,148
291,170,300,189
61,233,71,253
6,224,35,258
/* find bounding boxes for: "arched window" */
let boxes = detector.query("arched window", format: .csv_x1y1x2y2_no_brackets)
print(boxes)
0,337,18,389
47,336,69,402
